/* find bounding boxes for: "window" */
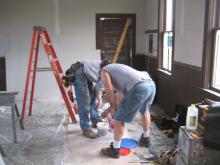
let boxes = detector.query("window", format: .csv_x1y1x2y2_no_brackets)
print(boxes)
203,0,220,92
163,31,173,70
145,30,158,56
159,0,175,72
211,29,220,90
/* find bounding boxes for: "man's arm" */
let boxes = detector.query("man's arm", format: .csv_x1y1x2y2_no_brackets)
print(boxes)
96,91,103,108
100,70,116,116
94,79,105,108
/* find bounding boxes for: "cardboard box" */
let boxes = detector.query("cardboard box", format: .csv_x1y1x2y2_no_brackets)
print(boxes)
177,126,220,165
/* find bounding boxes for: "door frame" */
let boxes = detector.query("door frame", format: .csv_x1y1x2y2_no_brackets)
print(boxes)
96,13,136,64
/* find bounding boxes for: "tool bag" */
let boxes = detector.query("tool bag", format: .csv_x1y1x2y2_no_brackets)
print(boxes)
66,62,83,77
64,62,83,85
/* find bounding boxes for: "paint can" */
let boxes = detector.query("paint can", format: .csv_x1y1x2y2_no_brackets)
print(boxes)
97,122,109,136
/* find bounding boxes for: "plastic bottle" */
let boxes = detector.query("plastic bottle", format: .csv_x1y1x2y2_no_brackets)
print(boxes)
102,103,110,111
186,104,198,130
97,102,110,114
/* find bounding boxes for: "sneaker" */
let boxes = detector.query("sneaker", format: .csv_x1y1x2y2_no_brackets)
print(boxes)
82,129,97,139
101,142,120,158
139,134,150,147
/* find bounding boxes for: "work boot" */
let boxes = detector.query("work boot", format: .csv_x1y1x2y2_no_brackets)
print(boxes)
139,134,150,147
101,142,120,158
82,128,97,139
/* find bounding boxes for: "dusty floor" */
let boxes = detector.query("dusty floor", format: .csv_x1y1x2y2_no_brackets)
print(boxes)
0,101,176,165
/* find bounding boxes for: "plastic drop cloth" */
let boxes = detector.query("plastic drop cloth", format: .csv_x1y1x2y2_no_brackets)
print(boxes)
0,101,69,165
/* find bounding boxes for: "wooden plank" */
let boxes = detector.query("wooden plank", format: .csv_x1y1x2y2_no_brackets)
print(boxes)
112,19,131,63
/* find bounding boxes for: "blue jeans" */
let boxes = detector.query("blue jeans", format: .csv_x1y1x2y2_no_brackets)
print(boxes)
74,67,100,131
114,80,156,122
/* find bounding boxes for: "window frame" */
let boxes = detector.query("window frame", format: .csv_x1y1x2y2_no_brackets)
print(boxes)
210,28,220,92
202,0,220,93
158,0,175,73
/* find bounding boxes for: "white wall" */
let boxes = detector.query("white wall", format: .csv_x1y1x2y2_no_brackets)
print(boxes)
0,0,146,100
145,0,158,30
174,0,205,67
145,0,158,55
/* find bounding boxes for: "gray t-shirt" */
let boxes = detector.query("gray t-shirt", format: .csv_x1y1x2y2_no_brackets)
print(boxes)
80,60,104,91
102,63,151,94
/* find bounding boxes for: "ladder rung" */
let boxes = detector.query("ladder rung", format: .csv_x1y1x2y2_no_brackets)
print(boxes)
36,67,52,71
33,26,46,31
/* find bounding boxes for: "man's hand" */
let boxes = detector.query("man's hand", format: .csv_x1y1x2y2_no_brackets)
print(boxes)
96,99,103,109
101,106,115,118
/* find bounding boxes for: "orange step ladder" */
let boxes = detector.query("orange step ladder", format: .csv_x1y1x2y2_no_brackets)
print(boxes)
21,26,77,125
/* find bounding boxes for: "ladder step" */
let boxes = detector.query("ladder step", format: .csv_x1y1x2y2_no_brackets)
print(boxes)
36,67,52,71
33,26,46,31
29,68,52,72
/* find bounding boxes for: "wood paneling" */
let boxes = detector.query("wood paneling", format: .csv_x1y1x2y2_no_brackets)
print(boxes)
0,57,6,91
145,57,217,115
135,55,220,115
157,70,174,115
171,62,203,113
132,54,147,71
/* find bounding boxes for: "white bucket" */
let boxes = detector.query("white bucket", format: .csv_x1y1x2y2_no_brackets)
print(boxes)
97,122,109,136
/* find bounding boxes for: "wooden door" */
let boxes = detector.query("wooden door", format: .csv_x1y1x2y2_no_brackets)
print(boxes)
0,57,6,90
96,14,136,66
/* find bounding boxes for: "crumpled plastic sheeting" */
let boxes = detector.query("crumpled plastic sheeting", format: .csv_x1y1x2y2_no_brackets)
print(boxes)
0,101,69,165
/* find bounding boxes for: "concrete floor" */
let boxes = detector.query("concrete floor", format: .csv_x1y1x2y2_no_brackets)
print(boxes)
0,101,175,165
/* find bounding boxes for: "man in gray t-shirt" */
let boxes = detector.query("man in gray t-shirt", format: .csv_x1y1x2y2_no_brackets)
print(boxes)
100,63,156,158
